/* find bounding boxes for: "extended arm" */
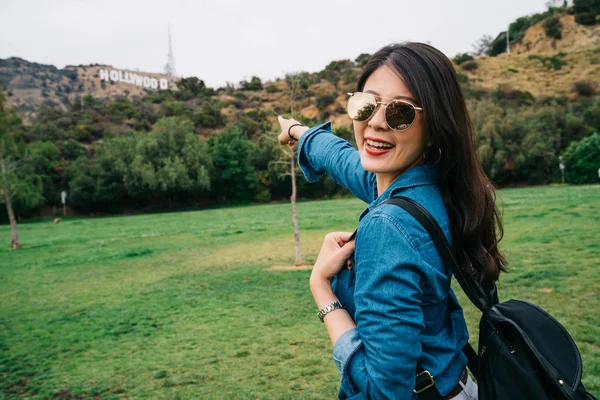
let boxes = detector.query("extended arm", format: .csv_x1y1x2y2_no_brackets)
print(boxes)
296,121,375,204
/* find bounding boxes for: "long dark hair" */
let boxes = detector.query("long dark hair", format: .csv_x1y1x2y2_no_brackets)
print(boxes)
357,42,507,285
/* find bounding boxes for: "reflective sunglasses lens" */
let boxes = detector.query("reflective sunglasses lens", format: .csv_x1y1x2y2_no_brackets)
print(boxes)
386,101,416,130
348,93,376,121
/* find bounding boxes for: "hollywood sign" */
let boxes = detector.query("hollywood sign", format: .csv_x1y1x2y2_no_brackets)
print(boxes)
99,69,170,90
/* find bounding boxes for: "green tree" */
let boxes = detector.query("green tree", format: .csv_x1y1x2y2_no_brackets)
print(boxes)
354,53,371,68
177,77,207,95
562,133,600,183
208,124,257,202
120,117,212,205
0,91,44,249
240,76,263,91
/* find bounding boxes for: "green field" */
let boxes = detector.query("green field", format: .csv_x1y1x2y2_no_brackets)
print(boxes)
1,184,599,399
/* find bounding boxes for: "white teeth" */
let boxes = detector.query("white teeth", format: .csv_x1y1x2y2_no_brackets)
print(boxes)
366,139,394,149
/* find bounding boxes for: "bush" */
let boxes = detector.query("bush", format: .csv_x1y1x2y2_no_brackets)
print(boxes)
573,81,596,96
265,85,280,93
159,101,191,118
543,16,563,39
60,69,78,81
239,76,263,91
562,133,600,183
354,53,371,68
493,85,535,106
461,61,478,71
528,54,567,70
453,53,474,65
575,12,597,24
456,73,469,84
316,94,336,110
176,77,208,96
194,101,224,128
573,0,600,25
583,107,600,130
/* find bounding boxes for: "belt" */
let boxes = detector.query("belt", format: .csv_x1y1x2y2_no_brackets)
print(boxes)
443,369,469,400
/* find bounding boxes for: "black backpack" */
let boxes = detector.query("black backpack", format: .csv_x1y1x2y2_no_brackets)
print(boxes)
376,196,598,400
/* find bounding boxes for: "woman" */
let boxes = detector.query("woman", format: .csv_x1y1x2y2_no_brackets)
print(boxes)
277,42,506,400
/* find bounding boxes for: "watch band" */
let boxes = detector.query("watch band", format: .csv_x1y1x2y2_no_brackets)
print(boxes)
318,301,345,322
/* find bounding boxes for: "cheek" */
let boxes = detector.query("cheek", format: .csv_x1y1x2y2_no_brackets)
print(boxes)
353,121,365,145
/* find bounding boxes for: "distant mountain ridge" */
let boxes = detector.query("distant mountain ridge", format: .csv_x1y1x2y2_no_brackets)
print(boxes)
1,7,599,124
0,58,179,120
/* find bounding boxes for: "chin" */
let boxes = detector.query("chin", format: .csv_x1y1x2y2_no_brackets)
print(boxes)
359,149,388,173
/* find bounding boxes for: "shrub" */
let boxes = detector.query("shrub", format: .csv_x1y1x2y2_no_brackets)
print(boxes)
575,12,597,24
460,60,478,71
453,53,474,65
194,101,224,129
528,54,567,70
158,101,191,118
60,69,78,81
508,68,519,73
573,0,600,25
573,81,596,96
239,76,263,91
265,85,280,93
354,53,371,68
176,77,208,96
562,133,600,183
316,94,336,110
493,85,535,106
583,107,600,130
456,73,469,84
543,16,563,39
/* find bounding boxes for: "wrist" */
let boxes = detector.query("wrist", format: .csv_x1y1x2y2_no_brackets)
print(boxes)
291,125,309,141
310,278,337,309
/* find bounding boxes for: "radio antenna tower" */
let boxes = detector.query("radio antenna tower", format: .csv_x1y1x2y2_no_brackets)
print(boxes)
164,24,176,76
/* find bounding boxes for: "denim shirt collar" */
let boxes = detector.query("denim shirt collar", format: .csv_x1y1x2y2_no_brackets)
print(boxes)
359,164,440,221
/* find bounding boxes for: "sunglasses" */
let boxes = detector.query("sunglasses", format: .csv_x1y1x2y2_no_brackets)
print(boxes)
347,92,423,131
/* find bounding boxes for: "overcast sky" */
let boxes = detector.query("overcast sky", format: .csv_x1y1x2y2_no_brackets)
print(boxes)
1,0,552,88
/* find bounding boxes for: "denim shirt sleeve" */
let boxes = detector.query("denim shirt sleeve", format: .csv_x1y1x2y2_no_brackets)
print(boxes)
297,121,375,204
332,212,430,399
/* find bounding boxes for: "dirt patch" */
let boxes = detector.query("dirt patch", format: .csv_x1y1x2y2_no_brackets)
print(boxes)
539,287,554,294
267,264,313,271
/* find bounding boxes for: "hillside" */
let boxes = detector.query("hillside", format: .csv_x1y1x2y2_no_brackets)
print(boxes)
0,58,179,121
511,14,600,55
1,9,599,130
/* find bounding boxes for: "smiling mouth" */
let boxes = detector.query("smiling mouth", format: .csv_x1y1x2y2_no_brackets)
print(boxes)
365,138,395,151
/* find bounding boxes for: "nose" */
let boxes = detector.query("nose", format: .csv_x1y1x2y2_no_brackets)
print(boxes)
368,102,389,131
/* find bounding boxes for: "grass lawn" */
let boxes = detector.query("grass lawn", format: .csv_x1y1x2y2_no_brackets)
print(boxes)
1,184,599,399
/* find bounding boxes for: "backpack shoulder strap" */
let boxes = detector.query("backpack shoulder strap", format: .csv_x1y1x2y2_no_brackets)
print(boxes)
382,196,494,313
382,196,486,383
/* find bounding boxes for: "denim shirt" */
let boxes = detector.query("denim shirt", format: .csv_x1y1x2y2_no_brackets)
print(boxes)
297,121,469,400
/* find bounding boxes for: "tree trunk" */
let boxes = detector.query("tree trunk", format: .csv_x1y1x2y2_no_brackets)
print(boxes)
3,185,20,249
290,150,302,266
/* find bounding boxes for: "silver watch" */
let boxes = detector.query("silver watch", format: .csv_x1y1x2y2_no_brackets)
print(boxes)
318,301,345,322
